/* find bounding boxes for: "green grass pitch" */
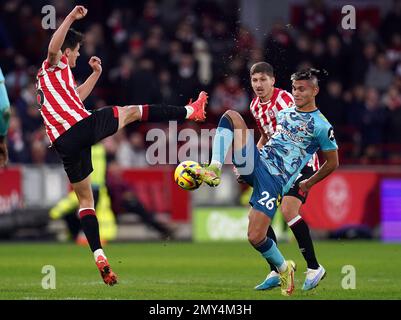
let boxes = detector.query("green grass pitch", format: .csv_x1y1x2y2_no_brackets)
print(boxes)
0,241,400,300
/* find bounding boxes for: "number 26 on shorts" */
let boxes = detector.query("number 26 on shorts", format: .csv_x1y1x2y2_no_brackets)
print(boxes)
257,191,277,210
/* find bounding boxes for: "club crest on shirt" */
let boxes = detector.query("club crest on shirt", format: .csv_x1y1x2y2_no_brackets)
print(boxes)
328,127,335,141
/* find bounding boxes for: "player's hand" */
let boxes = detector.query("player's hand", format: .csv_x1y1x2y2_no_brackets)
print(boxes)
89,56,102,73
299,179,312,193
233,166,245,184
0,140,8,168
68,5,88,21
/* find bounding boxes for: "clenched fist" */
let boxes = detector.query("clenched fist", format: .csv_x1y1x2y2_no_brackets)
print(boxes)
89,56,102,73
68,6,88,21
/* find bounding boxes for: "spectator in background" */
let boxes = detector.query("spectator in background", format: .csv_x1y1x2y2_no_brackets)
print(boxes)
193,39,213,87
116,131,148,168
385,33,401,69
346,85,366,133
174,53,201,105
144,25,165,64
319,79,346,134
380,0,401,44
365,54,394,93
158,69,178,105
263,20,294,87
127,58,161,104
350,42,377,87
166,40,183,74
360,88,386,162
14,82,42,137
6,109,29,163
108,54,135,106
310,39,326,71
355,21,379,46
210,75,249,117
75,23,108,83
226,55,249,90
382,85,401,144
299,0,330,38
322,34,347,84
292,33,313,71
4,55,30,101
106,8,128,47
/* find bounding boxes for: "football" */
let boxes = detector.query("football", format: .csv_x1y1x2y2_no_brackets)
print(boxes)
174,160,203,191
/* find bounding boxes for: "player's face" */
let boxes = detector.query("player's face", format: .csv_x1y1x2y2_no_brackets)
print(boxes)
292,80,318,109
251,72,275,101
66,44,81,68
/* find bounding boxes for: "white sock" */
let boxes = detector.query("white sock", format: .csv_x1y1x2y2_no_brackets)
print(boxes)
287,215,302,227
129,104,143,119
94,249,106,261
184,105,194,118
277,260,288,273
210,160,222,170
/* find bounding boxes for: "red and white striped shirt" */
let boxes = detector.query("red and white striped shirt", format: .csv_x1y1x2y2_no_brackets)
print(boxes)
36,55,91,143
250,87,319,171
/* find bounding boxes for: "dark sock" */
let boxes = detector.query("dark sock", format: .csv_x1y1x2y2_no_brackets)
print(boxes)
266,227,279,272
290,218,319,269
141,104,187,122
79,209,102,252
252,237,273,253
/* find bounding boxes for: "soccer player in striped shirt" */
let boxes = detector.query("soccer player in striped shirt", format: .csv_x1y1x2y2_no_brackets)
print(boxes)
37,6,208,286
247,62,326,291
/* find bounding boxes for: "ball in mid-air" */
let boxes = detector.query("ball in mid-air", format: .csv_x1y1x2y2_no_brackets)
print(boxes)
174,161,203,191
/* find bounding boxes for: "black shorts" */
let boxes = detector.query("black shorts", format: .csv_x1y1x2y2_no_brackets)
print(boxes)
53,106,119,183
284,165,316,204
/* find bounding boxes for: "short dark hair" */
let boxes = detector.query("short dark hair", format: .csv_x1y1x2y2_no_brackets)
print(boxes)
61,28,84,52
290,68,328,86
250,62,274,77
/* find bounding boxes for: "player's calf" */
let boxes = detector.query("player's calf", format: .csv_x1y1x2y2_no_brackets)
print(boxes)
116,91,208,130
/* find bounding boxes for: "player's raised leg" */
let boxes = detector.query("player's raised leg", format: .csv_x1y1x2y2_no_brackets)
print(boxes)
115,91,208,130
185,110,251,186
248,208,296,296
72,175,117,286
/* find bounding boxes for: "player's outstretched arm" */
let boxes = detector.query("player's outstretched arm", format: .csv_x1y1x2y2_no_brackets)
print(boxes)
47,5,88,66
299,149,339,192
76,56,102,101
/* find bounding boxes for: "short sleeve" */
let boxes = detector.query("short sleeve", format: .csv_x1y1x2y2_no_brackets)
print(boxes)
317,124,338,151
57,55,68,69
45,54,68,71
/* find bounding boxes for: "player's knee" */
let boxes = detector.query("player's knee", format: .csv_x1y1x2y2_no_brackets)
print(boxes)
247,230,265,246
281,204,299,223
223,110,245,129
223,110,241,123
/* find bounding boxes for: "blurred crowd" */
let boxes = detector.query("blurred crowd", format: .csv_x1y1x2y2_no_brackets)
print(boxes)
1,0,400,166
